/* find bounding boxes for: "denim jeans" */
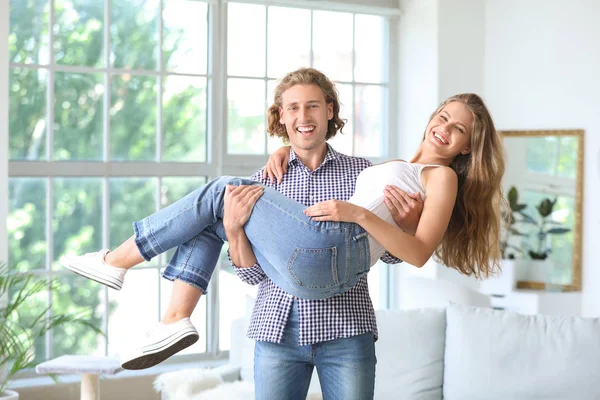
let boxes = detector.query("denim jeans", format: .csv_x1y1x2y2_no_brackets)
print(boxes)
254,301,376,400
133,176,371,299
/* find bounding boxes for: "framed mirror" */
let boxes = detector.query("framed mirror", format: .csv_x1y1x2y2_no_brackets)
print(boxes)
501,130,584,291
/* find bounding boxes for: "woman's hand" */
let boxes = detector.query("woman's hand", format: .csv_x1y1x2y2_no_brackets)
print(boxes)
263,146,291,184
304,200,365,223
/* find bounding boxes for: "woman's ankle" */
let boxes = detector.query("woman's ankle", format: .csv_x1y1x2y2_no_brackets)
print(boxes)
161,314,191,325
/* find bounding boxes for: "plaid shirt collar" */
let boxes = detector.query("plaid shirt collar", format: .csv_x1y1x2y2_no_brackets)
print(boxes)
288,143,340,170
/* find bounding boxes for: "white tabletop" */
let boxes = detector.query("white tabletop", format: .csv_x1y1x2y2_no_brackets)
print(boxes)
36,355,122,375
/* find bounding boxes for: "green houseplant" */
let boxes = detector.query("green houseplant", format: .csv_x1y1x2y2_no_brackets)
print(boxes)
501,186,571,260
0,263,102,398
500,186,532,259
527,197,571,260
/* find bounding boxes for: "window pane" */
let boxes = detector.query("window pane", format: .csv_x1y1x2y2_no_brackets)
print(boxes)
557,137,577,179
109,178,157,265
163,0,208,74
52,178,103,271
266,79,285,154
354,85,384,157
53,274,105,357
161,177,208,263
526,137,557,175
160,275,207,354
54,72,104,161
163,76,207,162
9,67,48,161
313,11,353,82
110,74,157,161
267,7,310,79
8,178,47,272
54,0,104,67
9,0,50,64
228,3,266,77
108,269,160,356
327,83,353,155
227,78,266,155
8,277,48,364
368,262,382,310
218,263,257,351
354,15,385,84
111,0,159,70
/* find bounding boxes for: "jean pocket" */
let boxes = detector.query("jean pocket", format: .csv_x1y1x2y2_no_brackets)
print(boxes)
287,247,339,289
352,232,370,274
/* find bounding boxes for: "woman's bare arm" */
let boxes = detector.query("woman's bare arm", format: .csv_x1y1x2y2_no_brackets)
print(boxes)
304,167,457,267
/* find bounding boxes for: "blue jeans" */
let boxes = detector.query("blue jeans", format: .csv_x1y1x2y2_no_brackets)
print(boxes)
255,302,376,400
133,176,371,299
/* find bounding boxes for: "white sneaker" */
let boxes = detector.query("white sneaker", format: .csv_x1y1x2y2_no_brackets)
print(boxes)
120,318,199,370
59,249,127,291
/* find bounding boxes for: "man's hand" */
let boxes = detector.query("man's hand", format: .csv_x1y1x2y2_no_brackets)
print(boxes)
223,185,264,234
383,186,423,236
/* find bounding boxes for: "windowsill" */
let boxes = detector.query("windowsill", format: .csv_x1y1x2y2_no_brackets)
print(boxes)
9,357,230,391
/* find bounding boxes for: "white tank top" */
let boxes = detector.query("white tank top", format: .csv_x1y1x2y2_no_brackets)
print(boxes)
347,161,442,266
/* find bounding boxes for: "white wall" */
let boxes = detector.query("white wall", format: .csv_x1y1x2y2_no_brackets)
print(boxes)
0,0,8,264
396,0,439,161
437,0,485,99
484,0,600,316
393,0,485,300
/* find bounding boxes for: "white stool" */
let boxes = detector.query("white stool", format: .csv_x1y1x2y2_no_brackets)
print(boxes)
36,355,122,400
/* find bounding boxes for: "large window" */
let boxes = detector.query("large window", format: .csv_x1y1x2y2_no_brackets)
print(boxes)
7,0,396,365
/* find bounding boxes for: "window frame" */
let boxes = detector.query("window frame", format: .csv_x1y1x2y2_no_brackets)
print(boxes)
5,0,400,371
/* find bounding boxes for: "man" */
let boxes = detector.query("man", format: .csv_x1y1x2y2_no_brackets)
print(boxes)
223,67,423,400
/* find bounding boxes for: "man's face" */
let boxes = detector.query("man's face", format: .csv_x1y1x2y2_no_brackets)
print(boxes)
279,84,333,154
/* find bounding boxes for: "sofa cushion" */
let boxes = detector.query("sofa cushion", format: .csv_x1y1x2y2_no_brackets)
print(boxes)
443,303,600,400
375,308,446,400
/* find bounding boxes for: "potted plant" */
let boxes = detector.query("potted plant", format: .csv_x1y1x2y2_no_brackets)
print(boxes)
482,186,532,294
0,263,102,399
527,197,571,260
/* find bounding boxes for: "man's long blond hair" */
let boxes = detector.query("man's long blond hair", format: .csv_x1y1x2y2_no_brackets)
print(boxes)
430,94,505,279
267,68,345,142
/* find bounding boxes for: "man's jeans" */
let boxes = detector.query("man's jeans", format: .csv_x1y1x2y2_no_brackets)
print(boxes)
254,301,376,400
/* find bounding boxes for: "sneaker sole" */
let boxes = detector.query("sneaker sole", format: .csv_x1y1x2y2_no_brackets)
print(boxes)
121,331,199,370
60,256,123,291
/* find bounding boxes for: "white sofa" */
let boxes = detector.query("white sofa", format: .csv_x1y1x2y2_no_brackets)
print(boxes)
158,280,600,399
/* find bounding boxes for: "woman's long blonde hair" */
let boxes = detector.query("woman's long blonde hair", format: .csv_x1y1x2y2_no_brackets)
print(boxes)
430,94,505,279
267,67,345,142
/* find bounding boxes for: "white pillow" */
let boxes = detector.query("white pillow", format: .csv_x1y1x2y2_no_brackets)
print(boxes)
443,303,600,400
375,308,446,400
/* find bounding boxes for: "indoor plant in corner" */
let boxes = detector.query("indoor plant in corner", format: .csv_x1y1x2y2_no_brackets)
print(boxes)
0,263,102,400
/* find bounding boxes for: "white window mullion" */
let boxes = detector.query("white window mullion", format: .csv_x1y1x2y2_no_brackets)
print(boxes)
157,0,164,163
102,0,112,356
263,5,269,154
45,177,54,360
351,13,356,156
206,0,226,357
45,0,56,361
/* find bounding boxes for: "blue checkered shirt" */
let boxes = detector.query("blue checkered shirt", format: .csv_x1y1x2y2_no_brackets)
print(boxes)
232,145,401,345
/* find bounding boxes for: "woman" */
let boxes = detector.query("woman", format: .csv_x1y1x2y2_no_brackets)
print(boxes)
61,93,505,369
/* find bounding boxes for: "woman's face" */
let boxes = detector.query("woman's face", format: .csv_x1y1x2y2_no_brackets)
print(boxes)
425,101,474,158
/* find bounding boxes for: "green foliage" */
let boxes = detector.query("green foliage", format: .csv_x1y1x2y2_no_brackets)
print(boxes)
502,186,571,261
528,198,571,260
0,263,104,394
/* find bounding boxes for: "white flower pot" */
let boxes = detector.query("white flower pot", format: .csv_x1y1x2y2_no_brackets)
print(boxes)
515,259,552,282
479,259,517,295
0,390,19,400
